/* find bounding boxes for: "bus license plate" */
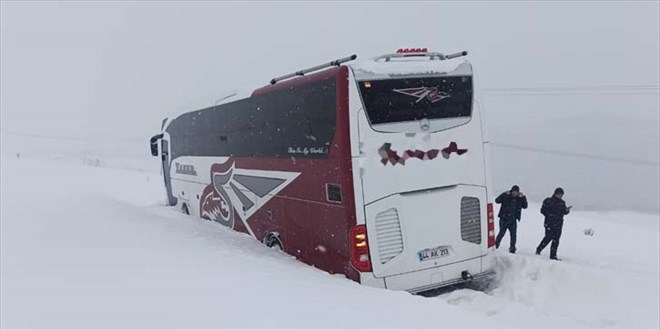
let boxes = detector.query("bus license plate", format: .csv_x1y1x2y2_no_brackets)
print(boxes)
417,246,450,262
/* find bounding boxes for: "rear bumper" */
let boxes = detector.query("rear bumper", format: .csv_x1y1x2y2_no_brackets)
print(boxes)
375,256,493,293
407,269,495,294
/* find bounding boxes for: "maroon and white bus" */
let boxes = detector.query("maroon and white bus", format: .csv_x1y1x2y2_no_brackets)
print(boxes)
150,48,495,293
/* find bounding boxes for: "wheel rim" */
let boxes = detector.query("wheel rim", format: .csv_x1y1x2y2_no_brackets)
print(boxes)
267,236,283,251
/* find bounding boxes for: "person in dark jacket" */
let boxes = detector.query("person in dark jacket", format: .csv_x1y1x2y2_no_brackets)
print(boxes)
536,187,572,260
495,185,528,253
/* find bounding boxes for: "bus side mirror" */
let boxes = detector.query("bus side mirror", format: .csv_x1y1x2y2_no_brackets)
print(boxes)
150,133,164,157
150,142,159,156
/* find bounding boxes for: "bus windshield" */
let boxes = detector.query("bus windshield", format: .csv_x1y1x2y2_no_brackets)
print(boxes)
358,76,472,125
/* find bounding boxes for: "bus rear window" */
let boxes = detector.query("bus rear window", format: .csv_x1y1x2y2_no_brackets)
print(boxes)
358,76,472,125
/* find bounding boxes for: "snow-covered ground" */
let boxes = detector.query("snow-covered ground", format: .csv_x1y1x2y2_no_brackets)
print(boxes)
1,154,659,328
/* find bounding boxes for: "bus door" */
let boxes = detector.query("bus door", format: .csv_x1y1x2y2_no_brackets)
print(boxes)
160,139,177,206
151,133,177,206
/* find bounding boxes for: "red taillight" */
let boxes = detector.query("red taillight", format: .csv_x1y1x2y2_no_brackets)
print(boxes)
487,203,495,248
350,225,372,272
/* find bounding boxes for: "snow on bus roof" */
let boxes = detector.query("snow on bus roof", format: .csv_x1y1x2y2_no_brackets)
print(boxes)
350,56,472,80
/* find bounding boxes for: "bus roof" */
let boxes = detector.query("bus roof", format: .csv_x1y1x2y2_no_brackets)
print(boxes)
350,56,472,81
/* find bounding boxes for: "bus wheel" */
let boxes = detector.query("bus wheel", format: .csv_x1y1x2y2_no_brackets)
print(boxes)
264,234,283,251
181,203,190,215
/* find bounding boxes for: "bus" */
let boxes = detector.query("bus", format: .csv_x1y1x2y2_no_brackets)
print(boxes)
150,48,495,293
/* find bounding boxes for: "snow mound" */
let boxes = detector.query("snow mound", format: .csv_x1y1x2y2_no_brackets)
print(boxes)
439,225,659,328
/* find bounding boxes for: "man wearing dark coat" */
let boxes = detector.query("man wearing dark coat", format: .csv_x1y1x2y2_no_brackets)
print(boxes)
495,185,528,253
536,187,572,260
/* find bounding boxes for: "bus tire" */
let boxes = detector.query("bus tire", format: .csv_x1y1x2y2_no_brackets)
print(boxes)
264,233,283,251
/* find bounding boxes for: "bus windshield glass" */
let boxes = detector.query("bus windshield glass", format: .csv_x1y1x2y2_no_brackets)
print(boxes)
358,76,472,125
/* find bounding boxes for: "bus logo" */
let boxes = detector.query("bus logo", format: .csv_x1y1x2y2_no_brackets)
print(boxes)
393,87,450,103
175,162,198,176
200,160,300,237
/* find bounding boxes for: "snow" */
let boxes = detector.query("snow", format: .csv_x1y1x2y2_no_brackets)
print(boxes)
447,209,660,328
350,56,471,80
1,153,659,328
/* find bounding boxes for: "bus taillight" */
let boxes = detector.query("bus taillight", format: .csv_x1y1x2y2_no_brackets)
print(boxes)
350,225,372,272
487,203,495,248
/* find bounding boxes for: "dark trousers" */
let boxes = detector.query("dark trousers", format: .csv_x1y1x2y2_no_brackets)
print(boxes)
495,218,517,252
537,225,563,258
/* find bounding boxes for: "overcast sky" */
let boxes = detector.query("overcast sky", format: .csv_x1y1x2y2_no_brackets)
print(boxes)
2,1,658,142
1,1,659,212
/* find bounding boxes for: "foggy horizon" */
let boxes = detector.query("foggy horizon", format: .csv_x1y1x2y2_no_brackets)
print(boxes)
1,1,659,213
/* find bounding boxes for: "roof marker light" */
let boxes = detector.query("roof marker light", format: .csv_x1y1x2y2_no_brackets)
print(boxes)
396,48,428,53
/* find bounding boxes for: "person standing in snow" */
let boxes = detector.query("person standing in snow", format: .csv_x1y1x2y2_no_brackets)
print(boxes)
536,187,572,260
494,185,528,254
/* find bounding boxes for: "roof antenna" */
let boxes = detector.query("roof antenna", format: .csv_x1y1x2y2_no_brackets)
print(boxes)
214,92,238,106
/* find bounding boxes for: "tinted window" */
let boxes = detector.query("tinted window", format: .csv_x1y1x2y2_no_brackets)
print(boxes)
167,77,337,160
358,76,472,125
326,184,342,202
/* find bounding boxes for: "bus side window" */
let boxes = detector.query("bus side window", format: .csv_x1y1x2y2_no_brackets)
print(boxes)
326,184,342,203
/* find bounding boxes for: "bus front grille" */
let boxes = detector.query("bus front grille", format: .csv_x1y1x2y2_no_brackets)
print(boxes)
460,197,482,244
374,208,404,264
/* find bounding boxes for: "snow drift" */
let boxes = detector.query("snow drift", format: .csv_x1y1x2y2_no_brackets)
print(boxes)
1,153,658,328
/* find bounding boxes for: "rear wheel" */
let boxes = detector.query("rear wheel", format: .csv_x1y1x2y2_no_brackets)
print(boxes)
264,234,283,251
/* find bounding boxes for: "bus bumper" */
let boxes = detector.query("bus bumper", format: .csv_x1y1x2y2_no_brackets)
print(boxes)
382,257,494,293
408,269,496,294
